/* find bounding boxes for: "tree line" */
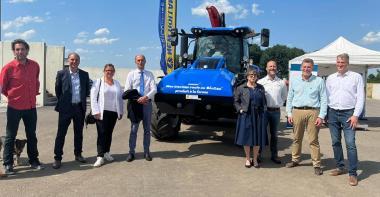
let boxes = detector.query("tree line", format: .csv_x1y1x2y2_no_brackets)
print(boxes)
368,70,380,83
175,43,379,83
249,44,305,79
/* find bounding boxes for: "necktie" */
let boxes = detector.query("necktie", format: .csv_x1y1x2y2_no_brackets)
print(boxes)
140,71,144,95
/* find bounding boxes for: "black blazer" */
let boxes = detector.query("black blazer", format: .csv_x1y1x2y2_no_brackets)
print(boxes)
234,83,265,113
54,68,90,113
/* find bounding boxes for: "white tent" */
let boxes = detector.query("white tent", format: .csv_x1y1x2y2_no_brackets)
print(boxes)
289,36,380,119
289,36,380,78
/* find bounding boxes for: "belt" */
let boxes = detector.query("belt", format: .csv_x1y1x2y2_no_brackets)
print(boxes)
331,108,354,112
293,106,319,110
267,107,280,111
71,102,82,107
252,106,264,110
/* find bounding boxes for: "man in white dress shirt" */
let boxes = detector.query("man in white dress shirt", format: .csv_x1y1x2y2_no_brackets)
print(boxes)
124,54,157,162
258,60,287,164
326,53,364,186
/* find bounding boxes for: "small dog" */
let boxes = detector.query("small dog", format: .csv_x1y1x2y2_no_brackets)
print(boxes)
0,136,27,166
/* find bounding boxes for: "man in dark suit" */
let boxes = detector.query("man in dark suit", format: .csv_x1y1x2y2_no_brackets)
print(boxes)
52,52,90,169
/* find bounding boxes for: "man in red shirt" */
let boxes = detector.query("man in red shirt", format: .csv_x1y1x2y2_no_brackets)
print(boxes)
0,39,43,175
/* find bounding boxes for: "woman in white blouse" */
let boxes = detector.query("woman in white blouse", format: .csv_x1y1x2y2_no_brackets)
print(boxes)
90,64,124,167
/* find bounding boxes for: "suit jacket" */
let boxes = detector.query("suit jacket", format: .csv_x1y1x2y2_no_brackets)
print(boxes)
54,68,90,114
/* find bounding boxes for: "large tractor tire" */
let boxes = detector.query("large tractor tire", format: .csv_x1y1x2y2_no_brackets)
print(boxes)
181,116,198,125
151,103,181,140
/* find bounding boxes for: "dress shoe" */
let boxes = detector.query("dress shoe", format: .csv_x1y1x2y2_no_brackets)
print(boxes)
3,165,15,175
349,176,358,186
52,160,61,169
271,157,282,164
144,153,152,161
126,153,135,162
75,155,87,163
0,170,7,177
314,167,323,175
329,168,346,176
245,160,252,168
257,156,262,163
285,161,299,168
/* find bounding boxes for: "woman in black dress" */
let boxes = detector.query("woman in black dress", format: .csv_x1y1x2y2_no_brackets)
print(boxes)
234,68,267,168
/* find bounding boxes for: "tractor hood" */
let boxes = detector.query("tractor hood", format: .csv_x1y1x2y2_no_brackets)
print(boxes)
157,67,235,97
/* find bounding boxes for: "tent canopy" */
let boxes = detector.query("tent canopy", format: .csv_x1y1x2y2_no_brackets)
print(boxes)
289,36,380,68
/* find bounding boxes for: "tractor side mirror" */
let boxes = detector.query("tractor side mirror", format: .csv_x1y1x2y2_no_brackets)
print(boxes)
260,28,270,47
169,28,178,46
180,36,189,58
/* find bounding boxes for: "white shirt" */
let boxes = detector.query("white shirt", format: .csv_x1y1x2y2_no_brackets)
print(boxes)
258,75,287,108
326,71,364,117
90,78,124,120
103,83,118,112
124,69,157,100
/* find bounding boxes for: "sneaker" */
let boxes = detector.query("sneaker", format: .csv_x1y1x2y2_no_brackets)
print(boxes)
104,152,114,162
30,163,45,171
4,165,15,175
93,157,105,167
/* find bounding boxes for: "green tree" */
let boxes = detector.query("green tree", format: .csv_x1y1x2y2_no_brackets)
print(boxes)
249,44,262,65
367,69,380,83
259,45,305,79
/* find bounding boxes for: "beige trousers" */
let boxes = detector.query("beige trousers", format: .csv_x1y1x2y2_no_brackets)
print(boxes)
291,109,321,167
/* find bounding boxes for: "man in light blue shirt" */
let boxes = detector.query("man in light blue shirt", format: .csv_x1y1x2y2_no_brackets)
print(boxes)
285,58,327,176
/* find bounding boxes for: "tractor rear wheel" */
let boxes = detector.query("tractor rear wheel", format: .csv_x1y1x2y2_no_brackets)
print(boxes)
151,103,181,140
181,116,198,125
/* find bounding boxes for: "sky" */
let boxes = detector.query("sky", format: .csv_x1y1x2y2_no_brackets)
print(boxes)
1,0,380,74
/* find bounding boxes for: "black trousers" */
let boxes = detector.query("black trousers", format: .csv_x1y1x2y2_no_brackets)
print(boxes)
95,110,118,157
54,104,85,161
3,107,40,166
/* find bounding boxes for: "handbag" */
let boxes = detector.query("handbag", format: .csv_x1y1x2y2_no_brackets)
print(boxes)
85,79,101,126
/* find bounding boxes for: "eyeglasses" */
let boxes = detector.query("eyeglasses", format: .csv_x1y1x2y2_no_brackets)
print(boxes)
105,70,115,72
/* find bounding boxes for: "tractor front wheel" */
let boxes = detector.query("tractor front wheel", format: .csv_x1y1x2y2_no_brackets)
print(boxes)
151,103,181,140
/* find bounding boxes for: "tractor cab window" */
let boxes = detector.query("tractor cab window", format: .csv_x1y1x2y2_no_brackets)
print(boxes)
195,35,241,73
192,57,224,69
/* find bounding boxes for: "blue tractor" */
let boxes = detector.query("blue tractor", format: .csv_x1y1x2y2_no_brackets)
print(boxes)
151,26,270,140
